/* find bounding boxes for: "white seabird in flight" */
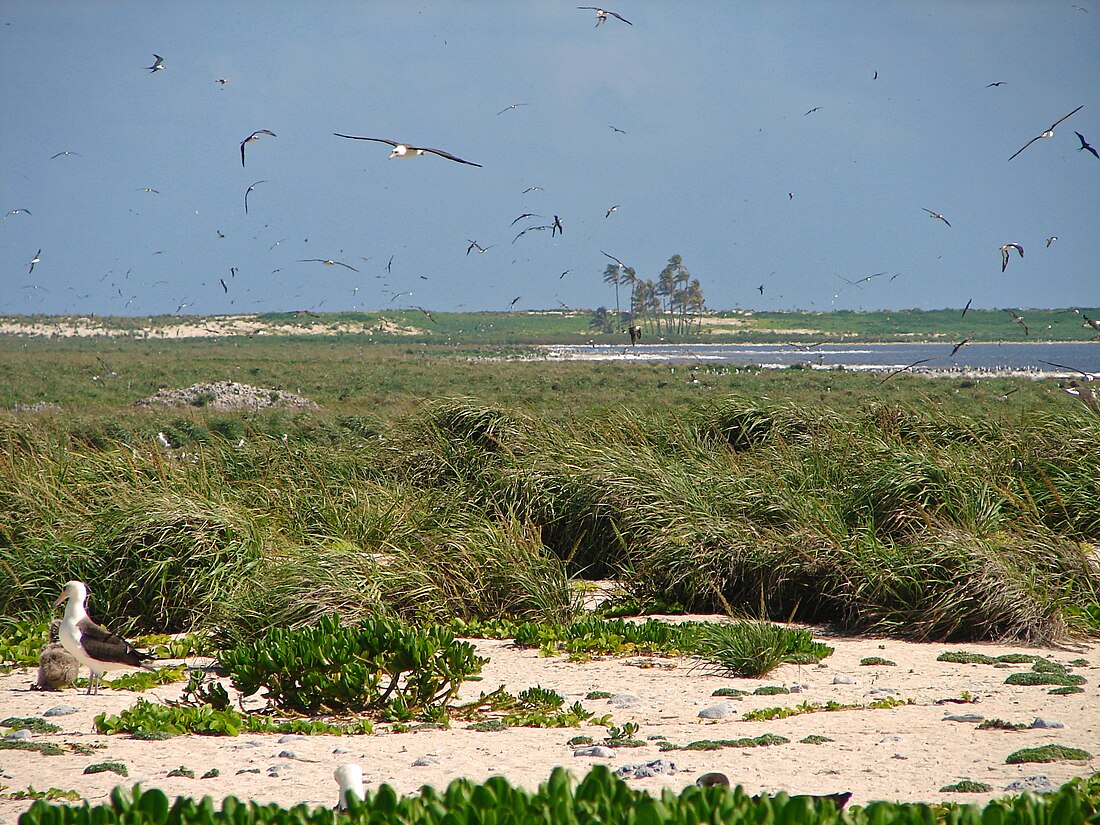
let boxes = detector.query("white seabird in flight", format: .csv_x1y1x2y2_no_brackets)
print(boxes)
922,208,951,227
1000,243,1024,272
240,130,276,167
1008,105,1083,161
333,134,482,167
54,581,156,695
300,258,359,271
578,7,632,26
145,54,164,73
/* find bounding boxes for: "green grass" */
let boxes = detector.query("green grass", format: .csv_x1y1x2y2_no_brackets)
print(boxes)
1,335,1098,646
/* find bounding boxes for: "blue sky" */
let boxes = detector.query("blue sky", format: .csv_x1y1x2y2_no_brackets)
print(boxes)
1,2,1097,317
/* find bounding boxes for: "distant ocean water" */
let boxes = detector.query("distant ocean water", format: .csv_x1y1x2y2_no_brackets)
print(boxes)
542,342,1100,374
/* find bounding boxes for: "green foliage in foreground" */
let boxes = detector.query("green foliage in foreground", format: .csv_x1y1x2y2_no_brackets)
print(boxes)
0,620,48,666
93,699,372,737
940,781,994,793
16,770,1100,825
218,614,486,716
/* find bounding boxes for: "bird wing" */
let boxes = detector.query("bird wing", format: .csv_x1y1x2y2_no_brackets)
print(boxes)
1048,105,1084,131
240,141,246,166
78,619,153,666
333,134,399,147
1001,248,1010,271
415,147,483,167
607,10,632,23
602,250,626,267
1008,135,1040,161
334,261,358,271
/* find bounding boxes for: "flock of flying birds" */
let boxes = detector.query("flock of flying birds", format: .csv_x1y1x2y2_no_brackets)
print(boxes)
3,6,1097,361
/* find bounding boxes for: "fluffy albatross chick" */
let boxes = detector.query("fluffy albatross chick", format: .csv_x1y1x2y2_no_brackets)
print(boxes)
36,619,79,690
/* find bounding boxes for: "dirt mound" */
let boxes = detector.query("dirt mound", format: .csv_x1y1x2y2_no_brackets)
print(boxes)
135,380,319,411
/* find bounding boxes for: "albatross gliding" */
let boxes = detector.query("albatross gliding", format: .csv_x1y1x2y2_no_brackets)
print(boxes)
333,134,482,167
54,581,156,695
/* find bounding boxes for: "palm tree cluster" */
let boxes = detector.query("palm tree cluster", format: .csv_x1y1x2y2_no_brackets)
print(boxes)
600,254,705,336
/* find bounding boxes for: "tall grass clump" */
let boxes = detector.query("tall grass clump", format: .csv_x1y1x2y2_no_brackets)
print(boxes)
697,622,833,677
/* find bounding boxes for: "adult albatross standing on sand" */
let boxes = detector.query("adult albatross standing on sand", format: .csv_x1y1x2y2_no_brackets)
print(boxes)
54,580,156,694
334,764,365,810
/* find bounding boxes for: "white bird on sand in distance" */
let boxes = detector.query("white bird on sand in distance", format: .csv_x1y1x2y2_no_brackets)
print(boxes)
28,249,41,274
922,208,951,227
1046,236,1058,247
1008,105,1083,161
54,580,156,695
578,6,632,26
145,54,164,73
1000,243,1024,272
244,180,266,214
299,258,359,271
1005,308,1029,335
334,764,364,811
240,130,276,167
332,134,482,167
466,240,494,255
1075,131,1099,159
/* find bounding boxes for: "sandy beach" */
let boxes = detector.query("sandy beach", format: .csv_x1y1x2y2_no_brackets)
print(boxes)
1,621,1096,819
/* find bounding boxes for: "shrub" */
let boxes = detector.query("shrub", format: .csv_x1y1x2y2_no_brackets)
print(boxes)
698,622,833,678
218,614,486,716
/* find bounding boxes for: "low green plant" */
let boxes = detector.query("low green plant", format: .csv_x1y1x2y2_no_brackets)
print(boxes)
84,762,128,777
1005,672,1085,687
219,613,486,716
977,718,1029,731
1049,685,1084,695
585,690,612,700
799,735,833,744
711,687,748,697
1,787,82,801
940,780,993,793
743,696,910,722
753,686,790,695
166,767,195,778
660,733,790,751
74,666,188,692
937,651,1040,665
1006,744,1092,764
513,617,706,659
0,739,65,756
698,622,832,678
465,719,507,732
201,769,219,779
0,619,49,665
93,699,372,737
604,722,643,747
859,656,896,666
2,717,61,734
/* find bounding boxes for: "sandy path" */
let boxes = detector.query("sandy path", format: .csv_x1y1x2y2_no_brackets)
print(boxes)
1,623,1096,820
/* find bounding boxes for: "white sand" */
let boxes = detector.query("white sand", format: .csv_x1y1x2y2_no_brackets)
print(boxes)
1,623,1095,818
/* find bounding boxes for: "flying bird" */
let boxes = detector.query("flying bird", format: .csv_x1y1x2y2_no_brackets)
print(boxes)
413,306,436,324
962,298,973,318
50,151,81,159
757,284,765,295
240,130,276,166
559,269,572,279
922,208,951,227
145,54,164,73
244,180,266,214
509,295,522,310
609,125,626,134
1075,131,1099,158
986,81,1005,87
511,212,543,225
878,359,930,384
54,581,156,695
1008,105,1084,161
1046,236,1058,247
466,240,494,255
803,107,821,116
601,250,628,268
219,278,228,293
136,187,159,193
299,259,359,271
950,339,971,357
333,134,481,167
513,225,550,243
4,209,31,218
605,205,619,218
1005,308,1029,335
214,78,229,85
578,7,632,26
552,215,564,236
522,186,543,193
496,103,528,115
1080,313,1100,333
999,243,1024,272
28,249,41,274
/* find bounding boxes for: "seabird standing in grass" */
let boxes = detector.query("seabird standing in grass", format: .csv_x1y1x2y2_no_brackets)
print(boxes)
240,130,276,167
54,581,155,695
1008,105,1083,161
333,134,482,167
1000,243,1024,272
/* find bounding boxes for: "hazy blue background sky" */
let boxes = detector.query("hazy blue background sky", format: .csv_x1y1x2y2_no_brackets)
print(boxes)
1,2,1097,318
